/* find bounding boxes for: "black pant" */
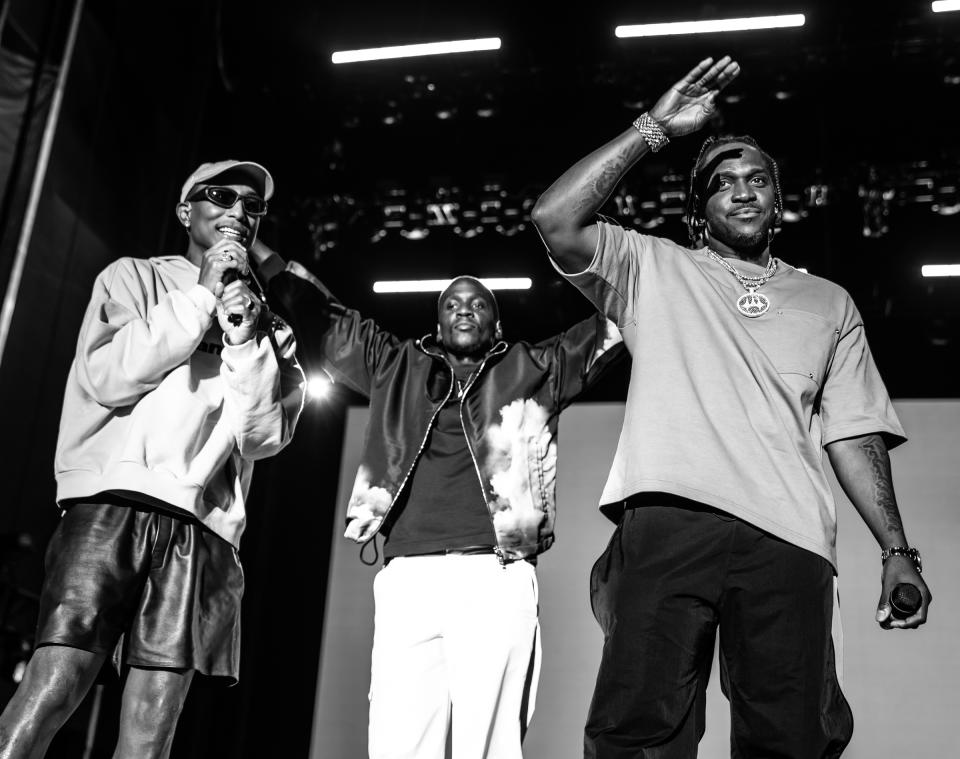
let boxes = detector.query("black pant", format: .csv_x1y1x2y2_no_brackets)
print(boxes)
584,498,853,759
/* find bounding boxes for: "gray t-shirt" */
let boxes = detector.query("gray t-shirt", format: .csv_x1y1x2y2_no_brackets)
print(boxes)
557,221,905,569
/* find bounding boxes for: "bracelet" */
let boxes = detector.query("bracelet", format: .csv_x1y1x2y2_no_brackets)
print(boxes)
881,546,922,573
632,112,670,153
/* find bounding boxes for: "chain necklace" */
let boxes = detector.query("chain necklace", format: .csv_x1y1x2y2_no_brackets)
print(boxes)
453,365,479,399
705,247,778,318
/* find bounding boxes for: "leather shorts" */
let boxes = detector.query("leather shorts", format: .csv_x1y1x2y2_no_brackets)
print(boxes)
36,499,243,684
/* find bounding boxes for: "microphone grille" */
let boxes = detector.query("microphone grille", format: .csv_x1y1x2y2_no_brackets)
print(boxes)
890,583,921,617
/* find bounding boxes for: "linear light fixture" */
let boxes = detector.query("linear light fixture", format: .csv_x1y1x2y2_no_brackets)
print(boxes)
932,1,960,12
373,278,531,294
921,264,960,277
615,14,805,38
332,37,501,64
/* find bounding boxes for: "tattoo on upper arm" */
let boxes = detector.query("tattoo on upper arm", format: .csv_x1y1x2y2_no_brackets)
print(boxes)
858,434,903,533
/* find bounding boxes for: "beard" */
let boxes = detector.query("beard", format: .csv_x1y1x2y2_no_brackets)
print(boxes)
707,215,773,258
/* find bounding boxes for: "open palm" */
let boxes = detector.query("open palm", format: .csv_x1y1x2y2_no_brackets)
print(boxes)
650,56,740,138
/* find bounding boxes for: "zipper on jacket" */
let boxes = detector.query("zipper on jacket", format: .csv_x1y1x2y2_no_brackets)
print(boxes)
455,347,510,568
372,380,454,538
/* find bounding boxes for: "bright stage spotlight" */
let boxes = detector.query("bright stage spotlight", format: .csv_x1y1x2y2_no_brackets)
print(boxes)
615,14,805,38
307,374,332,400
373,278,532,294
932,1,960,12
332,38,501,64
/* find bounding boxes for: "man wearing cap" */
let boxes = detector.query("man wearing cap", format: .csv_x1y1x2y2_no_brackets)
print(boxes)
0,161,304,758
249,243,624,759
532,58,930,756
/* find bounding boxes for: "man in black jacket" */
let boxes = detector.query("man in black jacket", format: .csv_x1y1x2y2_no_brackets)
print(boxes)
253,243,623,759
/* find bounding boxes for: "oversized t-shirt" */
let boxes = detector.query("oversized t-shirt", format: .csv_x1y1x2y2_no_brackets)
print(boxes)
558,221,905,569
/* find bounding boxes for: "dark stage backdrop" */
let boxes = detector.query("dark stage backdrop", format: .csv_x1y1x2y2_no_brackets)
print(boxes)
314,401,959,758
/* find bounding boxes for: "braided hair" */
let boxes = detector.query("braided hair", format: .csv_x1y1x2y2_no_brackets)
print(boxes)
685,134,783,246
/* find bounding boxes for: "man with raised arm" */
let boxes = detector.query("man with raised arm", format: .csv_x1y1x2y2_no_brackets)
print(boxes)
532,57,931,757
0,161,304,759
250,241,623,759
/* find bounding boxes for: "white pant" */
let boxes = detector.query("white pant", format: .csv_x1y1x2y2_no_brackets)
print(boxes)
368,554,541,759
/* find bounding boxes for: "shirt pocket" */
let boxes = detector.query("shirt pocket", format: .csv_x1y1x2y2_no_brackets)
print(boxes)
756,308,838,387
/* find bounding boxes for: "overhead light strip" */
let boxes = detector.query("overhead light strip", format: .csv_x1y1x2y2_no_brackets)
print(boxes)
932,1,960,12
921,265,960,277
332,37,501,64
373,278,531,294
615,14,806,38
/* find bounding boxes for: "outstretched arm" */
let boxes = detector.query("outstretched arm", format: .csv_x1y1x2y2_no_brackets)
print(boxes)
532,56,740,273
826,433,931,630
248,238,402,398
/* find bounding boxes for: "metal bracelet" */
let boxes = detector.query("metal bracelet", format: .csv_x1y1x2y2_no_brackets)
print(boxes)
632,112,670,152
880,545,922,572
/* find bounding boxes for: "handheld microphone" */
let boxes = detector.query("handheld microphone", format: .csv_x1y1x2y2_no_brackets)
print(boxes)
222,269,244,326
889,583,922,620
223,264,268,328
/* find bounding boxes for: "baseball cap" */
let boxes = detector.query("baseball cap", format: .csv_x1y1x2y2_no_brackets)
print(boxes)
179,160,274,203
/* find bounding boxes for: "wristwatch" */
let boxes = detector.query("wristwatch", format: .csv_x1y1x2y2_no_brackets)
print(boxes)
880,546,922,572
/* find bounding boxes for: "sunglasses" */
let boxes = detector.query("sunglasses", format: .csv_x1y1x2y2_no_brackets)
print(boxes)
187,186,268,216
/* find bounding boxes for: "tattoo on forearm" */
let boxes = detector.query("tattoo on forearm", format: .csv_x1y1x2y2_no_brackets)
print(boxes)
572,146,634,217
858,435,903,534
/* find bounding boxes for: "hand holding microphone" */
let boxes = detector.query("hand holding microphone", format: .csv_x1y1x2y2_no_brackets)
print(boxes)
877,547,930,629
198,240,249,299
217,279,261,344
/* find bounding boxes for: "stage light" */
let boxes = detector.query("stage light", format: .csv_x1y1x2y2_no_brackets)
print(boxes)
373,278,532,294
332,38,501,64
307,375,332,400
932,1,960,12
922,265,960,277
615,14,805,38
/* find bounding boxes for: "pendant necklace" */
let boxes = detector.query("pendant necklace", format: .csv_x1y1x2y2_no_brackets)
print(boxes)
453,366,478,399
705,248,778,318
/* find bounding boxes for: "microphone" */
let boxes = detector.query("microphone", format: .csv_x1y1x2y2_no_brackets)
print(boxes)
222,269,244,326
889,583,922,620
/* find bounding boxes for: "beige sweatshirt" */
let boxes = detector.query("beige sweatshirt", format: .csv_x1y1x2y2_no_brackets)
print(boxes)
54,255,305,547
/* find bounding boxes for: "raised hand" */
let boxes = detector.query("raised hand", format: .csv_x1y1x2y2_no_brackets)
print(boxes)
649,56,740,139
198,240,250,298
217,279,261,345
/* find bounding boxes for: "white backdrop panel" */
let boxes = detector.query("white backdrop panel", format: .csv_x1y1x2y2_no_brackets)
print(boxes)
311,401,959,759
